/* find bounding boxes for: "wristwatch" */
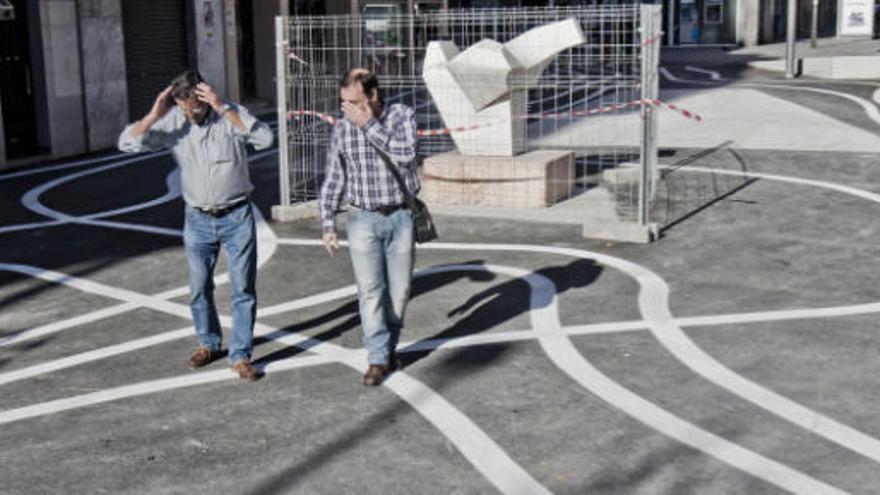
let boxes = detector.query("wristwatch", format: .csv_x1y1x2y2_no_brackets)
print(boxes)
218,103,233,116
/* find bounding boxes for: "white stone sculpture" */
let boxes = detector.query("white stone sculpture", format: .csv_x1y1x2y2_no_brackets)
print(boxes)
423,18,586,156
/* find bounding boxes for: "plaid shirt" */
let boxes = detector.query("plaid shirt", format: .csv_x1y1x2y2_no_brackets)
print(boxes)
319,103,420,233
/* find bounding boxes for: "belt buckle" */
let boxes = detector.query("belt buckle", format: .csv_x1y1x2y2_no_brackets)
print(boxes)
378,204,398,216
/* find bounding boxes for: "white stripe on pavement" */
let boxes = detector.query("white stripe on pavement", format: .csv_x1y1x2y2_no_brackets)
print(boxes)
684,65,722,80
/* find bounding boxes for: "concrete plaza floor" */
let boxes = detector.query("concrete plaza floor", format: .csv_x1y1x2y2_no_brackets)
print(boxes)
2,68,880,494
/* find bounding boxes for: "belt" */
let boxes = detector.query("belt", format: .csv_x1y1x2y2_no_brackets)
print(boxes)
354,203,409,216
193,198,249,217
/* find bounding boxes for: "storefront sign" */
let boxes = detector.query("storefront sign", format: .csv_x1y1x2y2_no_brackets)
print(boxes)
839,0,874,36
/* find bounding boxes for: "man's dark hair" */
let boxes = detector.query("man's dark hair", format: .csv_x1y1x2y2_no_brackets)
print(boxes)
340,68,381,101
170,69,204,100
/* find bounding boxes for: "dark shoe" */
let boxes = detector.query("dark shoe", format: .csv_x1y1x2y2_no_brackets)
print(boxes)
232,359,260,381
362,364,388,386
188,347,223,369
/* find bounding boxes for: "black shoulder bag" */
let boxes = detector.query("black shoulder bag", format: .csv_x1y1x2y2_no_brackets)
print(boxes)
370,147,438,244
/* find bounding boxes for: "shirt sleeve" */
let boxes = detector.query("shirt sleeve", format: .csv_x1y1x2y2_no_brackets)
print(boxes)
361,104,417,167
117,112,178,153
319,123,346,233
229,103,274,150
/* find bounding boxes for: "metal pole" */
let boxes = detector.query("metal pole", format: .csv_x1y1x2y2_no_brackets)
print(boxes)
639,5,654,227
407,0,415,75
275,16,291,207
810,0,818,47
784,0,797,78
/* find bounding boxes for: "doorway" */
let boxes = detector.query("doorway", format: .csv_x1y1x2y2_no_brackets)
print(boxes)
0,0,40,158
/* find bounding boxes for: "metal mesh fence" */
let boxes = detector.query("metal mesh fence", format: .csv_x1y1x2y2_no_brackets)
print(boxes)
276,5,660,226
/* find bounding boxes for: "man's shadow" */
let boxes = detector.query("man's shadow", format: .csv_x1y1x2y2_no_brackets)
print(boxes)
398,258,603,369
254,261,495,366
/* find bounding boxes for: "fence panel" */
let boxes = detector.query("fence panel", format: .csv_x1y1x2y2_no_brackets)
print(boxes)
276,6,662,237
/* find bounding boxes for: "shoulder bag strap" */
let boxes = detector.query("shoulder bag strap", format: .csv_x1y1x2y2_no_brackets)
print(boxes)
368,144,419,211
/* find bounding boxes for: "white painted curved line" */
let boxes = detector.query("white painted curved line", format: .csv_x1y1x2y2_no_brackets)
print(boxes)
662,164,880,204
535,325,849,494
0,270,552,495
747,83,880,126
2,149,279,348
383,371,551,495
0,326,194,386
417,242,880,470
20,155,174,222
0,263,194,317
0,150,163,182
660,67,880,127
873,88,880,107
644,164,880,464
431,263,848,495
660,66,689,84
0,354,332,425
0,121,277,183
13,225,876,476
18,148,276,228
77,168,181,220
0,219,65,235
0,302,138,348
684,65,722,81
645,287,880,466
0,256,868,493
0,260,639,384
674,301,880,328
0,204,280,348
4,149,880,490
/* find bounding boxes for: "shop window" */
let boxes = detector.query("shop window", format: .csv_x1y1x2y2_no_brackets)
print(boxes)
704,2,723,24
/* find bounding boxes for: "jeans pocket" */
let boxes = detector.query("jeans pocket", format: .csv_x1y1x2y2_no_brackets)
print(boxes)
230,202,252,226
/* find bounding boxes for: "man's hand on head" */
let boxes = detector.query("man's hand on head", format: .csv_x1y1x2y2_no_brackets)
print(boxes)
149,86,174,120
342,101,373,128
195,82,223,112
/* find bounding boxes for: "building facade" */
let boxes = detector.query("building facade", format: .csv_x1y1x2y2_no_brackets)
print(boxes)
0,0,283,169
0,0,874,168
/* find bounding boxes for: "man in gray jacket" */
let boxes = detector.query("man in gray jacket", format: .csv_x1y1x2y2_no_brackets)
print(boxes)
118,70,273,380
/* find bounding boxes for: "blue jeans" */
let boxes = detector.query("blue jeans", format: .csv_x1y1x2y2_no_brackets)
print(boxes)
347,207,415,366
183,202,257,363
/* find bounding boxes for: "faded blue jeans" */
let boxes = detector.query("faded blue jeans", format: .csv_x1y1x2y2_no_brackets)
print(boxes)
183,202,257,363
347,207,415,366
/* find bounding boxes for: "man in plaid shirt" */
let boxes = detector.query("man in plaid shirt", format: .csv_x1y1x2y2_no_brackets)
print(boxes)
320,69,419,386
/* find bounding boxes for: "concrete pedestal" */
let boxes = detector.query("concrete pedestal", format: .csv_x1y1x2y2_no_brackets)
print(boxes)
421,150,575,208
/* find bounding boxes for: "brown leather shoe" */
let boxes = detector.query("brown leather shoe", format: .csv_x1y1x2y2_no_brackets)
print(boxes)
232,359,260,381
362,364,388,386
188,347,222,369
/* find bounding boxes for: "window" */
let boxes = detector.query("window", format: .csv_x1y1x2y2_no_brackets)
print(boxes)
704,3,723,24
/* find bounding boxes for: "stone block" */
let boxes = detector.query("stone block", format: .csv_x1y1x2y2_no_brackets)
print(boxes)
421,150,575,208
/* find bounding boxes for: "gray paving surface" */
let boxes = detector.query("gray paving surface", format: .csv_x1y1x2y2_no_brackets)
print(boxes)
2,71,880,495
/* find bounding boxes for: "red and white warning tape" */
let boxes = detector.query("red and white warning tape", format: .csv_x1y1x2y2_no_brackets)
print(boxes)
640,31,664,47
287,49,309,66
644,99,703,122
287,110,507,137
287,97,702,136
288,109,337,125
524,99,702,122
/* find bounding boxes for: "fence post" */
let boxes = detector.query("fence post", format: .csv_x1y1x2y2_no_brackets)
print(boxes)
275,15,291,207
638,5,657,228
